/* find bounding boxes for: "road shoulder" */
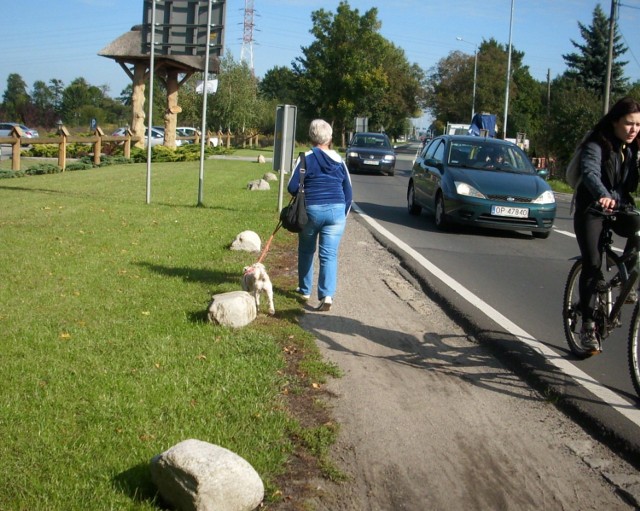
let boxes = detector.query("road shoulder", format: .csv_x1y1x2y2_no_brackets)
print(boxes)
298,214,640,510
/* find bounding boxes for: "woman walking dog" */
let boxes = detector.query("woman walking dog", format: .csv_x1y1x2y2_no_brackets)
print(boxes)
287,119,352,311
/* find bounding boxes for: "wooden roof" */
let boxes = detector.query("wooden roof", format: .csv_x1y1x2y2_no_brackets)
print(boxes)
98,25,220,74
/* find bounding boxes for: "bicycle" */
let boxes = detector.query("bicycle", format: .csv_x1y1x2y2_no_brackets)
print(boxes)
562,204,640,397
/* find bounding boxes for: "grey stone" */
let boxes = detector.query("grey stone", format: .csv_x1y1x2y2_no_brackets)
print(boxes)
207,291,256,328
230,231,261,252
150,439,264,511
262,172,278,182
246,179,270,191
257,154,266,163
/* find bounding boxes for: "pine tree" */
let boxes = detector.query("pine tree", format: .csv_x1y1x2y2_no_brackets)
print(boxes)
562,4,628,98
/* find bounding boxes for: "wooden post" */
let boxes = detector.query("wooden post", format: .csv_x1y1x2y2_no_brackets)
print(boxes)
58,123,70,171
93,127,104,166
11,126,23,171
164,68,180,148
132,62,147,148
123,127,132,159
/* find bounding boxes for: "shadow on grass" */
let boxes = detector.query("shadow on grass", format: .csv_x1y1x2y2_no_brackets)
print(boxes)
135,262,238,286
112,462,169,509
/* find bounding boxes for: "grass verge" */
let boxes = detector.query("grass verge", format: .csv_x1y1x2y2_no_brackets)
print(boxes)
0,159,340,509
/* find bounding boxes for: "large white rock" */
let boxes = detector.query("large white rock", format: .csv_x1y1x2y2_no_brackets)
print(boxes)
207,291,256,328
230,231,261,252
262,172,278,182
150,439,264,511
246,179,270,191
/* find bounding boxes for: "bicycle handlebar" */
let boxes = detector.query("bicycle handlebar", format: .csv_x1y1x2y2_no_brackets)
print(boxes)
587,202,637,216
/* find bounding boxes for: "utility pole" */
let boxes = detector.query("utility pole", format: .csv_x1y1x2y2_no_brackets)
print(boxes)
503,0,515,139
603,0,617,114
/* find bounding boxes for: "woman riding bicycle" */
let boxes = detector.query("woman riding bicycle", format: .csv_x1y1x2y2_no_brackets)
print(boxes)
573,97,640,351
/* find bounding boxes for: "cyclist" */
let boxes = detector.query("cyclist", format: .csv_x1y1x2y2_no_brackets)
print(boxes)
573,97,640,350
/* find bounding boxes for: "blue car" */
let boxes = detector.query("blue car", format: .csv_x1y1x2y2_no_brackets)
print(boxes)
407,135,556,239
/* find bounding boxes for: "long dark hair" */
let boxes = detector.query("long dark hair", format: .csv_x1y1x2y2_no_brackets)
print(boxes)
585,96,640,155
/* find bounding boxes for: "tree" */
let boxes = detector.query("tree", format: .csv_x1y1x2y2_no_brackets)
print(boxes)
547,75,601,173
293,2,387,142
2,73,31,122
208,55,261,134
293,1,424,144
31,80,57,127
563,4,628,99
425,38,543,140
259,66,297,104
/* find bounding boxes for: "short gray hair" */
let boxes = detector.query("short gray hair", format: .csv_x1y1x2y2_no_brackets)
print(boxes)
309,119,333,146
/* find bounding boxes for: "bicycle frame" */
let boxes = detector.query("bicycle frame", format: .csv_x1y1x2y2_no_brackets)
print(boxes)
598,225,640,339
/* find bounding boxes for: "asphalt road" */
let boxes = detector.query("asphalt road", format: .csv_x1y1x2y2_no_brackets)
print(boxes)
348,143,640,456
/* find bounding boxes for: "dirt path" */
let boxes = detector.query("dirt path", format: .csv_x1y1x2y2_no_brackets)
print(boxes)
296,216,640,510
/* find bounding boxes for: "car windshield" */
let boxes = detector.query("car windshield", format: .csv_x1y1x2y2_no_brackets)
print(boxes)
447,141,535,174
352,135,391,149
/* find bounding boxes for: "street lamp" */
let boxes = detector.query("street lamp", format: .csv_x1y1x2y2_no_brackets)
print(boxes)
456,37,478,120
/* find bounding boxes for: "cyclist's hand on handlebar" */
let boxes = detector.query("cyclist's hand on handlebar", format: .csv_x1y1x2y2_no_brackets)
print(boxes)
598,197,616,213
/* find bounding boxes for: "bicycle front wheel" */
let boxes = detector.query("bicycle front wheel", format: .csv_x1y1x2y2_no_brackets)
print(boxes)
562,259,596,358
627,304,640,397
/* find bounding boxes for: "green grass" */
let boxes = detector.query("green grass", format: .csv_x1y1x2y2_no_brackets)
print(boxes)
0,159,333,509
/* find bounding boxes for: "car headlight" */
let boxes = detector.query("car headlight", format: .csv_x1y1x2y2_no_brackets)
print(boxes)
532,190,556,204
383,154,395,161
455,181,486,199
347,151,359,157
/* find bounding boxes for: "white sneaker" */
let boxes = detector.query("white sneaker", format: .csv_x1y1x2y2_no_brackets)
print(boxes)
317,296,332,311
295,287,310,300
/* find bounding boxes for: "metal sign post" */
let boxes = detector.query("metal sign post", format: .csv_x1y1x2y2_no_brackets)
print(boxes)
197,0,214,207
273,105,297,211
145,0,157,205
141,0,226,205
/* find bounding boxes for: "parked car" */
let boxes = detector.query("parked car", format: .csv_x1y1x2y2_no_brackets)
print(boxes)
0,122,39,138
151,126,184,146
176,126,219,147
112,126,166,147
407,135,556,239
345,132,396,176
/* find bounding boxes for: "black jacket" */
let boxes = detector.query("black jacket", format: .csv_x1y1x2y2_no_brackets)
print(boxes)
574,136,639,214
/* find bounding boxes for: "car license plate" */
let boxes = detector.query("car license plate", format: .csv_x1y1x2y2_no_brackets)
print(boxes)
363,160,380,165
491,205,529,218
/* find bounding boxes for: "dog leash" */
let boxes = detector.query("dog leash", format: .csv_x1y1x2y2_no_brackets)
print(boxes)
256,220,283,264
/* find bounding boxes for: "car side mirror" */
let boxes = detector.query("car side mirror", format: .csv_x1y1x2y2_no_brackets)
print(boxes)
425,157,443,170
537,168,549,180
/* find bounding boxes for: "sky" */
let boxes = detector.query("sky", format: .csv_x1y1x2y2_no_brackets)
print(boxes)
2,0,640,107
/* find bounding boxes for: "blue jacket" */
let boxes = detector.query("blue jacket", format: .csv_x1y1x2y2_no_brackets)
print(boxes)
287,147,352,216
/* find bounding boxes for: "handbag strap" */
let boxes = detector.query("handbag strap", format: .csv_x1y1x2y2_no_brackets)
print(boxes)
298,151,306,190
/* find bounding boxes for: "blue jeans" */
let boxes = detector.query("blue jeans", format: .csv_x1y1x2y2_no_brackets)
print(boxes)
298,203,347,300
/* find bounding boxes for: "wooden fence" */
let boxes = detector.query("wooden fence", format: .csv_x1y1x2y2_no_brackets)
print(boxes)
0,125,261,172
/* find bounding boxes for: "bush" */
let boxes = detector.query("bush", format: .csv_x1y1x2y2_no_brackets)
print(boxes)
25,144,58,158
0,170,25,179
65,162,94,171
24,163,61,175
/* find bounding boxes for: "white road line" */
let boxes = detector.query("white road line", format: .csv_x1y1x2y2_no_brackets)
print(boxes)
353,203,640,425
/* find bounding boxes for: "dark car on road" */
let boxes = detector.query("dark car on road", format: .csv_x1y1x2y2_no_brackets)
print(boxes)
346,132,396,176
407,135,556,239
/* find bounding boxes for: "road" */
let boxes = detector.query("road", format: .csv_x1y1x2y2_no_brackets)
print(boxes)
348,143,640,456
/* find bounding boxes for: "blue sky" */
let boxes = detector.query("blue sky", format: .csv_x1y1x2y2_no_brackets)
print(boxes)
2,0,639,102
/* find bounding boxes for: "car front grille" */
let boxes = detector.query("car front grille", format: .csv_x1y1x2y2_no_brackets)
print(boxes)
486,194,533,203
477,214,539,226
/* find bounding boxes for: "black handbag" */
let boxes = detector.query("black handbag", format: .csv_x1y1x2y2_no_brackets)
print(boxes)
280,152,308,232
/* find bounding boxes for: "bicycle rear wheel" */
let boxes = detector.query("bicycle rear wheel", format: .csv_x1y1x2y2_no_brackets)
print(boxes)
627,304,640,397
562,259,596,358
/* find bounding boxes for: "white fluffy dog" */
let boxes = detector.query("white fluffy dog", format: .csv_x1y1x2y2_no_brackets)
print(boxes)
242,262,275,315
